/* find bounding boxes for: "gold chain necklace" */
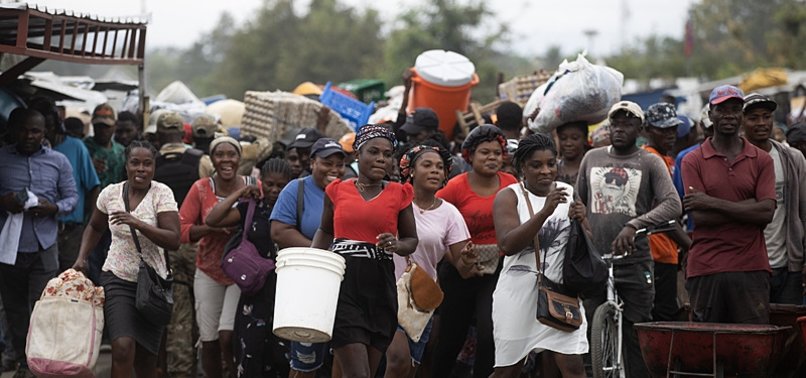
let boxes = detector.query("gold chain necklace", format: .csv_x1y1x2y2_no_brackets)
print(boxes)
415,197,438,214
355,181,382,193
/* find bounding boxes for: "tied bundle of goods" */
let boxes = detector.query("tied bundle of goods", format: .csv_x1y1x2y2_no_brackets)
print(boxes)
528,54,624,133
241,91,353,145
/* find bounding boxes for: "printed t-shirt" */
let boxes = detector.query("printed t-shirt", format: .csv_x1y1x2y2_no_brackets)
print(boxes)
84,137,125,188
270,176,325,240
393,198,471,280
98,181,178,282
577,146,682,265
436,171,517,245
327,179,413,243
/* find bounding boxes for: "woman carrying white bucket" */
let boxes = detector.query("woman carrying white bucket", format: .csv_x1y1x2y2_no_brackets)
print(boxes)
311,124,419,378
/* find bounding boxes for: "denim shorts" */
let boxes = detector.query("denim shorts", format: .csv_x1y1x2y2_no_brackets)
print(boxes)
398,318,434,365
289,341,328,372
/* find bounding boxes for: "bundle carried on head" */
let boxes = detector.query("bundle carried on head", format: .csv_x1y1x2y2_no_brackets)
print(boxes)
527,54,624,134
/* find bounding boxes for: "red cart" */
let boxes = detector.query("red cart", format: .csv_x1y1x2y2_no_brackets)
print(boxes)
636,322,790,377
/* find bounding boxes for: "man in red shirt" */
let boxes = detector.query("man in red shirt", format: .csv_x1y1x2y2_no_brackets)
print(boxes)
681,85,776,324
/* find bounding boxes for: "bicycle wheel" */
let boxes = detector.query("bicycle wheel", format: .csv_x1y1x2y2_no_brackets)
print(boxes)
591,301,622,378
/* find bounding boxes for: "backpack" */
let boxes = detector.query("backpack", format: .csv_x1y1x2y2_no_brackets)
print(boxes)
154,148,203,206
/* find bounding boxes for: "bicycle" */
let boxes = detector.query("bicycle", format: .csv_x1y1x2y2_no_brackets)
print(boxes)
590,220,677,378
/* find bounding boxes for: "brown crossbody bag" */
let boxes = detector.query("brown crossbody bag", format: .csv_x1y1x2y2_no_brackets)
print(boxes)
520,182,582,332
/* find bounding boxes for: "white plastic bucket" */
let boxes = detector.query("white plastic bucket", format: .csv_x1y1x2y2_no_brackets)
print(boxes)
414,49,476,87
272,247,346,343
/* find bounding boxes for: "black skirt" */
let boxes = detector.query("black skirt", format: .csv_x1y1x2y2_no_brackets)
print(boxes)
331,256,397,352
101,271,165,355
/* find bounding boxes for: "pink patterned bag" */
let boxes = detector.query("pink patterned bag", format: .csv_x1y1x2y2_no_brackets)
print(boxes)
27,269,104,377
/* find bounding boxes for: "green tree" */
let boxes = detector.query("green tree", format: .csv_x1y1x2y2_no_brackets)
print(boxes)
381,0,508,101
209,0,383,99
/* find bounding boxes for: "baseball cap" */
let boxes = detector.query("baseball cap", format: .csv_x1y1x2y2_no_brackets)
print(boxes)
91,103,116,127
191,114,217,138
742,93,777,113
676,116,692,138
339,132,356,153
311,138,346,159
288,127,324,150
709,85,745,106
787,123,806,144
156,112,184,133
607,101,644,123
401,108,439,135
700,105,713,129
645,103,683,129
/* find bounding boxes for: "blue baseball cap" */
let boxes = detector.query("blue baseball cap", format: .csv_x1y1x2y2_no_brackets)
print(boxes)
709,85,745,106
676,116,692,139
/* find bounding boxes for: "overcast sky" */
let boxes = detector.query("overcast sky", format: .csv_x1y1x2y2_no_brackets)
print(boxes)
40,0,694,57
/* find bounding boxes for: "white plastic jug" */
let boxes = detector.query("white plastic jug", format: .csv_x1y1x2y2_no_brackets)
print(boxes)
272,248,346,343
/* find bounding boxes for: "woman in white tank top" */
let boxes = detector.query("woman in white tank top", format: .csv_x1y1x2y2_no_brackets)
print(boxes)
492,133,589,378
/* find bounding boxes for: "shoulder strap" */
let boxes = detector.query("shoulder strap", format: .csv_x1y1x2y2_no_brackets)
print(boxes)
296,177,305,230
242,199,256,243
122,182,144,258
519,182,544,277
123,182,171,269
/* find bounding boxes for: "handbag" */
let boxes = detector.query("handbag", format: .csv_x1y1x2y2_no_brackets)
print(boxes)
27,269,104,377
474,244,501,275
124,183,174,327
221,199,276,295
396,266,433,342
562,218,607,296
406,259,443,311
521,182,582,332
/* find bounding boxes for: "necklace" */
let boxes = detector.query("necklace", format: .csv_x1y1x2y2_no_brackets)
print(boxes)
415,197,438,214
355,181,382,193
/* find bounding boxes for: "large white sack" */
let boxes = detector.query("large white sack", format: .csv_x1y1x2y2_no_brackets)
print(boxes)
530,54,624,133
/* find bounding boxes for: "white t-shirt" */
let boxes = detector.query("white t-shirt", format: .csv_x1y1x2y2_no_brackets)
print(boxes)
765,147,787,268
393,199,471,281
98,181,178,282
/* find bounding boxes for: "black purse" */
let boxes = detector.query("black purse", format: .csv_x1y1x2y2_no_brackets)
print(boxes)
562,218,607,296
123,183,174,326
521,183,582,332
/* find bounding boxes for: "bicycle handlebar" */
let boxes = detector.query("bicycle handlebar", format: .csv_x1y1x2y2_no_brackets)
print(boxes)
603,220,678,260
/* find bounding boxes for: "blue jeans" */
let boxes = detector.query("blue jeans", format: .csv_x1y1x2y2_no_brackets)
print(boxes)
398,318,434,365
289,341,328,372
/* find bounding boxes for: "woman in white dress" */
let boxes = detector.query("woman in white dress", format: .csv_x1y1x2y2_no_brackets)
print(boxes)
492,133,588,378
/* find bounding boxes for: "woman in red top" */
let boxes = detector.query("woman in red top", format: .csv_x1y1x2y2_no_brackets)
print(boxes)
179,136,246,378
312,124,418,378
432,125,517,378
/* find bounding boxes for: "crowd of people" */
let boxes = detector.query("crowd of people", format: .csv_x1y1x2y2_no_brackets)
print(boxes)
0,81,804,378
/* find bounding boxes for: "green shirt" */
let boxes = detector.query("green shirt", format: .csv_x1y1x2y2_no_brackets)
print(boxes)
84,137,125,188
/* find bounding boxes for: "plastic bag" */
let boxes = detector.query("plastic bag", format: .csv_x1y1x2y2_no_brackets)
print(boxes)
529,54,624,133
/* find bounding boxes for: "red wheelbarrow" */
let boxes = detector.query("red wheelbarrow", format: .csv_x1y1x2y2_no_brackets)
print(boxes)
636,322,790,377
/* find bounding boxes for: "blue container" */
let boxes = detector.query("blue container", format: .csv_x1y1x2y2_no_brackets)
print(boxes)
319,82,375,130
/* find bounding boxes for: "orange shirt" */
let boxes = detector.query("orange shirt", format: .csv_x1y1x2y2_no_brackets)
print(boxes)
642,146,678,264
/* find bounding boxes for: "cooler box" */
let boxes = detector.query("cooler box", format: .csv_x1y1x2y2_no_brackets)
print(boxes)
407,50,478,139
